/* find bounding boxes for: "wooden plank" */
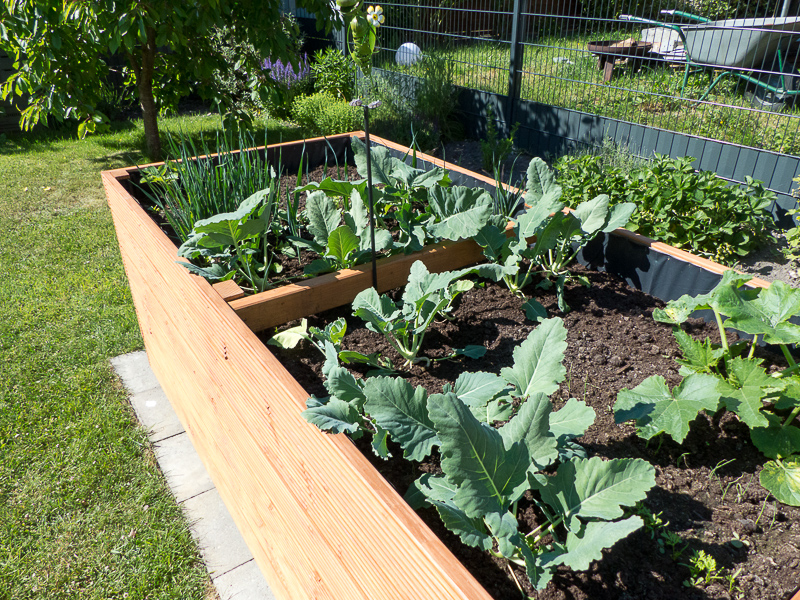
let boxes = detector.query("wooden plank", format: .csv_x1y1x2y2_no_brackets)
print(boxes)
212,279,246,301
103,165,495,600
229,239,485,332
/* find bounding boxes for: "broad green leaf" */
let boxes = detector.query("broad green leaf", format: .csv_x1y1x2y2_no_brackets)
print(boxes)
553,517,643,571
453,345,487,359
501,318,567,399
724,280,800,345
295,177,366,200
530,457,655,530
427,186,494,242
428,392,530,516
522,298,548,322
718,357,779,429
516,195,564,239
371,424,391,459
353,287,398,332
485,511,522,558
450,371,508,408
614,373,721,443
602,201,636,233
653,270,754,325
351,136,393,185
484,398,514,424
524,157,562,206
177,260,234,282
326,225,360,264
549,398,595,442
364,377,438,461
325,366,365,407
499,392,558,470
760,456,800,506
750,413,800,460
192,191,265,247
573,195,610,236
411,476,494,550
406,473,457,507
301,398,360,434
267,319,309,349
305,191,341,245
672,328,723,373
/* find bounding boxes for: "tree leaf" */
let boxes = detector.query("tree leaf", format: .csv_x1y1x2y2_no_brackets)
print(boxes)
501,318,567,399
553,517,643,571
760,457,800,506
530,457,655,530
614,373,721,443
364,377,438,461
429,392,530,516
499,392,558,470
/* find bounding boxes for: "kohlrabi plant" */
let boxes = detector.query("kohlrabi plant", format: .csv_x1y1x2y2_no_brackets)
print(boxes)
352,261,503,366
302,316,656,590
614,270,800,506
289,188,394,275
268,316,395,374
476,157,635,311
177,185,281,292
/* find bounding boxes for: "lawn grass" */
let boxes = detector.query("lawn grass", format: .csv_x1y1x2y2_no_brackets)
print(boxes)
0,112,303,599
376,29,800,156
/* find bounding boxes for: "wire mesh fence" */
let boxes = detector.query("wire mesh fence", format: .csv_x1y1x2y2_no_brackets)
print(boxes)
365,0,800,156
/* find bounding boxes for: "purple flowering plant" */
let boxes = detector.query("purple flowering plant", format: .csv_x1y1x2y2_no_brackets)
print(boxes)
262,54,312,89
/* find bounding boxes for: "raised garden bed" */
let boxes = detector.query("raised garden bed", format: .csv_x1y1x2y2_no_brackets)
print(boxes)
103,132,797,600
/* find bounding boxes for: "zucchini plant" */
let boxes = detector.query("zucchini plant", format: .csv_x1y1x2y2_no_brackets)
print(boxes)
303,317,656,590
476,158,636,311
614,270,800,506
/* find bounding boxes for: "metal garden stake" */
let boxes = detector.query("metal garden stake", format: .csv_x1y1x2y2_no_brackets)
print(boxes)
350,98,382,290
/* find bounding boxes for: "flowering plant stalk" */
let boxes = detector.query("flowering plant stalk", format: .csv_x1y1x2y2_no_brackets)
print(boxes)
336,0,384,75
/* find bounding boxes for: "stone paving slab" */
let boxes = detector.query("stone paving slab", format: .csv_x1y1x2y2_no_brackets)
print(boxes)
111,351,274,600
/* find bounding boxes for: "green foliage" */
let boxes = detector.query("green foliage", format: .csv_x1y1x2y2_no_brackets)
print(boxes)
0,0,336,157
615,270,800,505
139,128,279,241
177,187,281,292
480,104,518,173
291,92,362,136
303,312,654,590
290,189,394,275
477,157,635,311
352,261,502,366
682,550,723,587
312,47,357,101
554,153,776,265
411,54,461,149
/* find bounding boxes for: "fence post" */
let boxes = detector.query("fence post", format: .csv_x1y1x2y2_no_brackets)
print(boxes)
505,0,527,134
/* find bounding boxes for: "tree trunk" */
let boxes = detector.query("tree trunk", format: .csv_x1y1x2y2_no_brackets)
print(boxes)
137,26,161,160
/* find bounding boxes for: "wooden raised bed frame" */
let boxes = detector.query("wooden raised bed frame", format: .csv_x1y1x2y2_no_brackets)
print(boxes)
102,132,769,600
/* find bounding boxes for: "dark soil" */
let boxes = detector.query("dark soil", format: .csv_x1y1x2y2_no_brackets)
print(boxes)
264,266,800,600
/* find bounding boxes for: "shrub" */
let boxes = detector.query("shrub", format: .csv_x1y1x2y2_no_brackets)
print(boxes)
312,48,356,101
291,92,361,136
554,152,776,265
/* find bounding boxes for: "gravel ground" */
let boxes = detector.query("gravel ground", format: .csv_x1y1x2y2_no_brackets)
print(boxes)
439,139,798,287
